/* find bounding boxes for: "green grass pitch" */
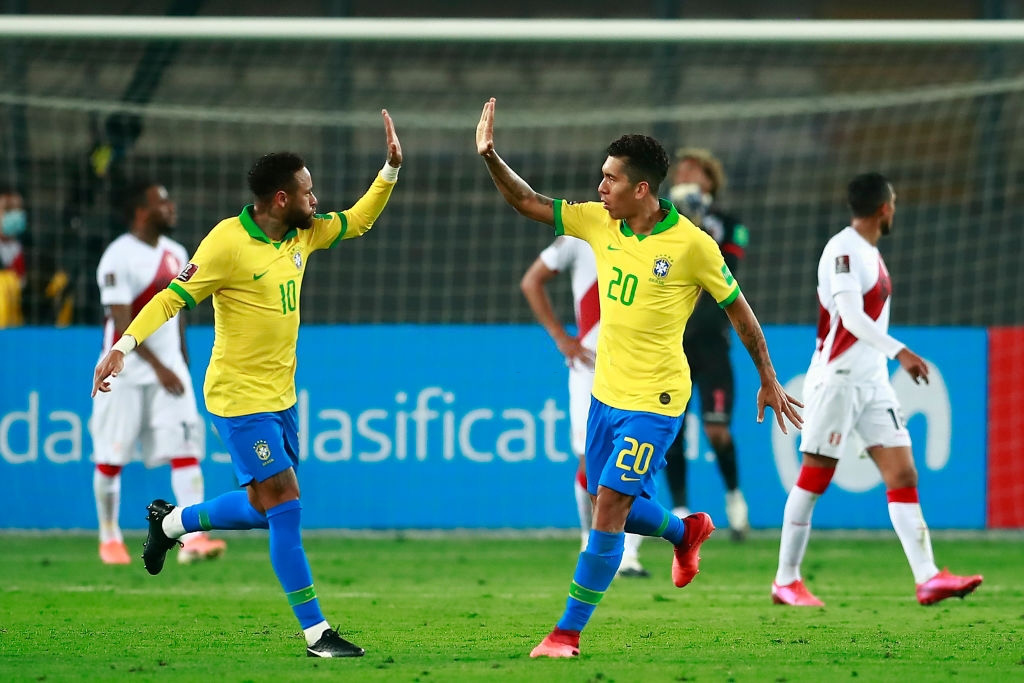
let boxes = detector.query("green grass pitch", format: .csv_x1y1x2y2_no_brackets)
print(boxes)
1,531,1021,681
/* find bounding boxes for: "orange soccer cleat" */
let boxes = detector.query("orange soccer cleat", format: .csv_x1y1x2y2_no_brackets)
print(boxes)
529,628,580,659
672,512,715,588
916,568,983,605
771,579,825,606
99,540,132,565
178,533,227,565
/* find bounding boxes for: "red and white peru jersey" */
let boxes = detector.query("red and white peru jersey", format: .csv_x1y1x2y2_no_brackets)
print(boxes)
808,226,893,385
96,233,189,384
539,236,600,354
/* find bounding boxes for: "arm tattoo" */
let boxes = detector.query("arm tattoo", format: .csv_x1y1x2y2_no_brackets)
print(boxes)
484,152,535,202
732,310,775,380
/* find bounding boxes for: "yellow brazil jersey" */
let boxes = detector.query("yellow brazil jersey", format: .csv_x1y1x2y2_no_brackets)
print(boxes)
554,197,739,417
124,174,396,417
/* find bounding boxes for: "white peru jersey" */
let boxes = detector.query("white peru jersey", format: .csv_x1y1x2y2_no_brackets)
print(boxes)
539,236,600,353
96,233,189,385
808,226,893,385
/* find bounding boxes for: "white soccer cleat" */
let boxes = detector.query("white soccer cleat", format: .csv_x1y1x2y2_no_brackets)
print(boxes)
725,489,750,541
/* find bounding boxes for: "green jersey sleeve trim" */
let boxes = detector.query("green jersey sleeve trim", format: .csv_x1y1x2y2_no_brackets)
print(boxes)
168,282,197,310
553,199,565,236
327,212,349,248
718,285,741,309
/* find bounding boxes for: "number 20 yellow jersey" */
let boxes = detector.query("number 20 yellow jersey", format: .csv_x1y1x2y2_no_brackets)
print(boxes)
554,198,739,416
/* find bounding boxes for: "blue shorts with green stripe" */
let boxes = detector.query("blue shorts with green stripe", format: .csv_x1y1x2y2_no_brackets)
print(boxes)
584,397,684,498
210,406,299,486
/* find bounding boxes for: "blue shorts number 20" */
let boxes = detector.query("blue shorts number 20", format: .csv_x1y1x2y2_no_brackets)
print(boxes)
584,397,684,499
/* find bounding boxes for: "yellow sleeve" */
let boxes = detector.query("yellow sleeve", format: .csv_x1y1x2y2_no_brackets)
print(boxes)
691,228,741,307
123,288,186,344
309,174,397,251
165,226,237,310
553,200,602,244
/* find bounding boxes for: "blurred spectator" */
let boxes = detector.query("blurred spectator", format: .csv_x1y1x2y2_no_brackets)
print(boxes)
0,185,27,327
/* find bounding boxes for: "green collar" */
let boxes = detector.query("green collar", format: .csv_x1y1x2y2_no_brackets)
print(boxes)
620,198,679,241
239,205,297,245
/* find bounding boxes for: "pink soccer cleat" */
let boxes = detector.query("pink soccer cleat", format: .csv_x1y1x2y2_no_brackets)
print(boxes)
99,540,132,565
672,512,715,587
178,533,227,565
916,568,983,605
771,579,825,606
529,628,580,659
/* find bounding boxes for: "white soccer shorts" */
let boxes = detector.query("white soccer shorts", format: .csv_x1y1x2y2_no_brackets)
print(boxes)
568,363,595,458
90,370,204,467
798,378,911,458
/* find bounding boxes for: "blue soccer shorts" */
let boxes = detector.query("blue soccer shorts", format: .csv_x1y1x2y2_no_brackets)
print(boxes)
210,406,300,486
584,397,684,498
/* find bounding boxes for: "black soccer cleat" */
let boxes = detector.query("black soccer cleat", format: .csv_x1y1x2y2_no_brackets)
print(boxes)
142,499,181,576
306,629,366,658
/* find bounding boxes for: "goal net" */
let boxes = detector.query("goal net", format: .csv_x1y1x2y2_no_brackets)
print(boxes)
1,18,1022,329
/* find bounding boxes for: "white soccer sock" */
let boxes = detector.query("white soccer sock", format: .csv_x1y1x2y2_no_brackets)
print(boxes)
304,620,332,646
171,462,205,543
888,502,940,584
93,469,122,544
622,532,643,562
775,486,819,585
161,506,186,539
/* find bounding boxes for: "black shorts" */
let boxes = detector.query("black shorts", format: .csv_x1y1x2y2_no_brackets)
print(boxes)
683,336,734,425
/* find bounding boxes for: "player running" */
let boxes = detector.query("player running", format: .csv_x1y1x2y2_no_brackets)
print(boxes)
772,172,982,607
477,97,802,658
92,109,402,658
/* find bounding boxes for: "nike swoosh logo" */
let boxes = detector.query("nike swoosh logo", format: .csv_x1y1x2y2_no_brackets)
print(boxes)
607,245,622,251
253,271,270,280
620,474,640,482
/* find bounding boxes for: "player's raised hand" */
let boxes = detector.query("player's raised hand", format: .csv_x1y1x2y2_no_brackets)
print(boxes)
382,109,402,167
476,98,496,156
757,380,804,434
91,350,126,397
896,348,930,385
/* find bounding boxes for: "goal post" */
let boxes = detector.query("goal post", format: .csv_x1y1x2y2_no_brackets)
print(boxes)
0,17,1021,327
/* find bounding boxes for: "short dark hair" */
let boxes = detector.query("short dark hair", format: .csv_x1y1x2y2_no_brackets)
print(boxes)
123,179,159,221
847,172,893,218
606,135,670,195
247,152,306,202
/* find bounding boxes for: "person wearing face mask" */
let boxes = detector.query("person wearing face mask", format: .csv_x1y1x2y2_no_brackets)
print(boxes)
0,185,27,327
665,149,752,541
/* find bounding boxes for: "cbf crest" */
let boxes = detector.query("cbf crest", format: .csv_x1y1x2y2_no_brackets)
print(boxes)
292,251,303,271
254,439,272,463
652,255,673,280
